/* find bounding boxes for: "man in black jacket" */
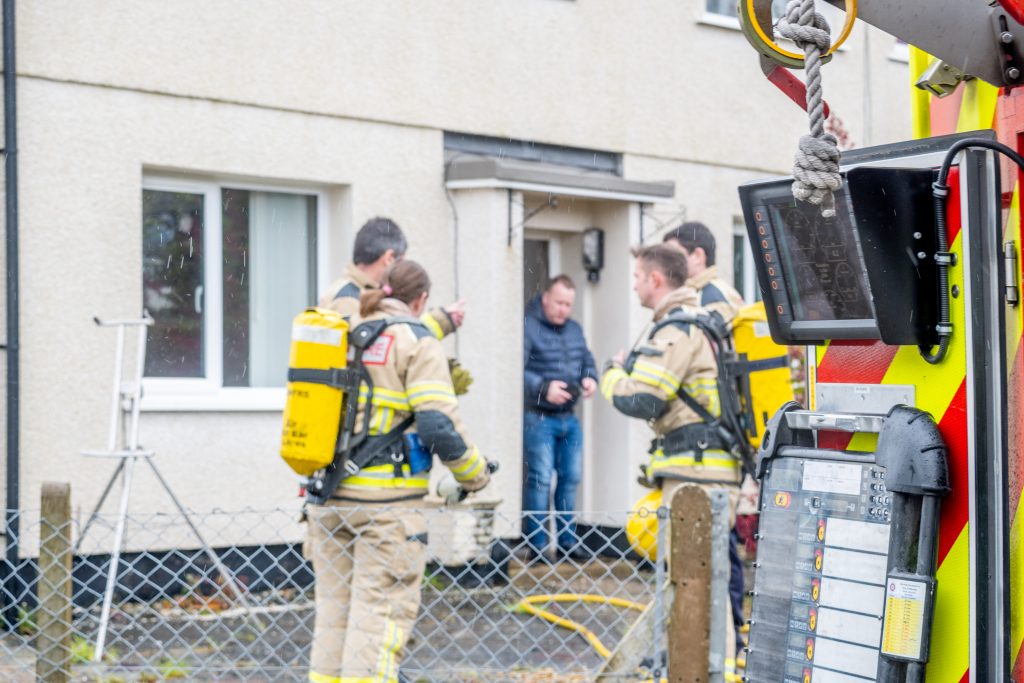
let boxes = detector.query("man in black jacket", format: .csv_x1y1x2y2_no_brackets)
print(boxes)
523,275,597,561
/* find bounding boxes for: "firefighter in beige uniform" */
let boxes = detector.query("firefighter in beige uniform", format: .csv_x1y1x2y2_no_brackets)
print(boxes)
663,221,745,328
600,244,741,656
306,260,490,683
319,216,463,340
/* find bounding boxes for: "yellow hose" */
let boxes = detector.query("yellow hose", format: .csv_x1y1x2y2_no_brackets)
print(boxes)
514,593,648,660
513,593,748,682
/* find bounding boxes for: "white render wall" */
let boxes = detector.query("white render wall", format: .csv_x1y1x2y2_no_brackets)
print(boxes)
15,77,454,522
4,1,912,527
19,1,908,172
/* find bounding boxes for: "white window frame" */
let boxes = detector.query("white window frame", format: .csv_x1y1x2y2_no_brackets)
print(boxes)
141,174,329,412
700,0,850,53
734,218,760,303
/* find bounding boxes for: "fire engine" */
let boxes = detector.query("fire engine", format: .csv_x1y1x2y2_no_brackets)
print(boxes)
734,1,1024,681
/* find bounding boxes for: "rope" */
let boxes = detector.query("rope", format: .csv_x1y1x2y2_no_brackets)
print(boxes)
777,0,841,217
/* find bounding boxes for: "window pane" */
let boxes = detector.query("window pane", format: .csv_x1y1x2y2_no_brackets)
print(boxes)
733,234,746,301
222,189,250,386
223,189,317,387
706,0,736,16
142,190,205,378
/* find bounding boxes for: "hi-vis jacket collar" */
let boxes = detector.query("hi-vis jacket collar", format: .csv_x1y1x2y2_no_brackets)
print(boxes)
653,286,701,322
686,265,721,293
343,262,381,291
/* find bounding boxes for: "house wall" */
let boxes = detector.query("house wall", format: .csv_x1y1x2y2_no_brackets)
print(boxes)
2,1,912,539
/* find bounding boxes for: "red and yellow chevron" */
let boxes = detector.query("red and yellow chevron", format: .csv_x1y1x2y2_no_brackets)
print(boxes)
823,59,1024,680
813,164,971,681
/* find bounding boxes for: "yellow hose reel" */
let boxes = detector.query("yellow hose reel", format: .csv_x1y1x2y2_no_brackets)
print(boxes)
738,0,858,70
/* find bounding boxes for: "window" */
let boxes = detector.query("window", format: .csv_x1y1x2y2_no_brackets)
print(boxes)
733,218,762,303
705,0,737,16
142,177,324,410
704,0,846,45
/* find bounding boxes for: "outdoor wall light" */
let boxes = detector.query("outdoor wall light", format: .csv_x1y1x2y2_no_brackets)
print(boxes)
582,227,604,283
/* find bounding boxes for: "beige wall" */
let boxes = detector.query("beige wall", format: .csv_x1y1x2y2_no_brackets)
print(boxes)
3,1,913,533
19,1,908,172
14,77,455,524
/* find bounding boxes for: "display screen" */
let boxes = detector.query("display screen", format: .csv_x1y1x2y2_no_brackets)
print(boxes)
767,196,875,322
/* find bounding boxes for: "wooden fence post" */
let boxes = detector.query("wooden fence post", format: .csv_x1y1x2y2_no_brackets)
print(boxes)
668,484,712,683
37,482,72,683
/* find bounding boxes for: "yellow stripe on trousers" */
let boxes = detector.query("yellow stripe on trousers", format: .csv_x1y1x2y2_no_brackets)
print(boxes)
376,619,401,683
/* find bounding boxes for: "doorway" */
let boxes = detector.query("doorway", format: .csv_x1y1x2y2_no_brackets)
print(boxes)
523,239,551,307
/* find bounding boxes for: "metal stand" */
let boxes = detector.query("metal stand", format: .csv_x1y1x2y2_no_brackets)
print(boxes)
76,315,255,662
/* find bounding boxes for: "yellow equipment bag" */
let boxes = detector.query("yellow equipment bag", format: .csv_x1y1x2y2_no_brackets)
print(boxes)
731,301,795,447
280,308,349,476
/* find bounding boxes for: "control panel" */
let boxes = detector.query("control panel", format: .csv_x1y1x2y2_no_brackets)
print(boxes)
747,456,893,681
739,167,938,345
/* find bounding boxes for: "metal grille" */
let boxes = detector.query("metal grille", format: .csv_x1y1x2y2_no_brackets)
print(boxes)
1,505,668,682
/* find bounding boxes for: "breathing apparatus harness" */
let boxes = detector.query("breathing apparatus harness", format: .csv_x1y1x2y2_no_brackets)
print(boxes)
627,308,757,481
300,317,430,505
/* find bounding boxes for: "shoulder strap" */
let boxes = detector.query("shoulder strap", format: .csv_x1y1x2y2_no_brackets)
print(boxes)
333,281,362,301
647,307,693,341
382,315,434,340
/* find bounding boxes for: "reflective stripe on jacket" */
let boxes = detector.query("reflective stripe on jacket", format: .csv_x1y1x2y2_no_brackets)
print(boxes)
333,298,487,502
601,286,739,485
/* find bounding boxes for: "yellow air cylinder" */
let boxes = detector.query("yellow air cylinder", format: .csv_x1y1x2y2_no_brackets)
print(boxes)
280,308,349,476
626,488,663,562
731,301,795,447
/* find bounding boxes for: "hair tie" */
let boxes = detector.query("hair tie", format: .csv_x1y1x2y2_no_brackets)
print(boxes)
382,284,393,296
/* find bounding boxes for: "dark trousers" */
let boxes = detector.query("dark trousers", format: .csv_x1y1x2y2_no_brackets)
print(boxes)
730,530,745,652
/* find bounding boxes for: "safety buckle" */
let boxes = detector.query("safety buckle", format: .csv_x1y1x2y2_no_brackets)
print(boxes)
696,439,709,450
934,251,957,266
344,460,360,476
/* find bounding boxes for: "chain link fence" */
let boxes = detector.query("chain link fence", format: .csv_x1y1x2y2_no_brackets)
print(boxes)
1,501,669,682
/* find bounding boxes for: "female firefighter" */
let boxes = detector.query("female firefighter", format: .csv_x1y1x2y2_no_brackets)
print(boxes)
306,260,491,683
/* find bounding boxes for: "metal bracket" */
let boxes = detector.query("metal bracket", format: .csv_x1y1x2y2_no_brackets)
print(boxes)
784,410,886,434
994,12,1024,85
1005,241,1020,307
915,60,969,98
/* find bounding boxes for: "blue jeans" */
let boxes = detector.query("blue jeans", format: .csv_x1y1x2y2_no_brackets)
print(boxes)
522,411,583,553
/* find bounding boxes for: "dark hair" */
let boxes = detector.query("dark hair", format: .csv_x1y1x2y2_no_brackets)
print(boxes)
360,260,431,317
631,244,689,289
663,221,716,266
352,217,408,265
544,274,576,292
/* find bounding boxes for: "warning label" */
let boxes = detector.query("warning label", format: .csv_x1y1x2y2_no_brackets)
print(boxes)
881,577,929,660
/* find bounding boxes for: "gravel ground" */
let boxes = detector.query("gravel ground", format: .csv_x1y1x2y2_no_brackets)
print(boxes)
0,557,662,682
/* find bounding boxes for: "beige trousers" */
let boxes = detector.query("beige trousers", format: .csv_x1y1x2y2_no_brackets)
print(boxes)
305,500,427,683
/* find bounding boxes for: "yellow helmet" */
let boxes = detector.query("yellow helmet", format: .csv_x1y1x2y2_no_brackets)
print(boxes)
626,488,662,561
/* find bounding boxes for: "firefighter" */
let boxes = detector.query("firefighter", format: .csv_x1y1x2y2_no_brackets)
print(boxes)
663,221,748,652
663,221,745,328
306,259,491,683
601,243,740,657
319,216,466,340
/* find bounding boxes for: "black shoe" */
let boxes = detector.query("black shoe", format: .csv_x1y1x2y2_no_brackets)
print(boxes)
557,545,592,562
